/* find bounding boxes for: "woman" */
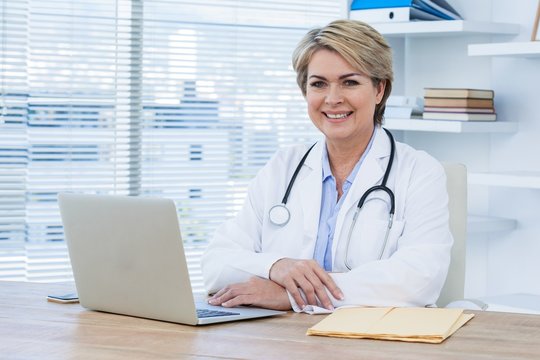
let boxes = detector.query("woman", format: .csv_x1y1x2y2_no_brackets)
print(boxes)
202,19,452,312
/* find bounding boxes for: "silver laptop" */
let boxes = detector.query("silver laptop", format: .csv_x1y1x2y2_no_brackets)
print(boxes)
58,193,285,325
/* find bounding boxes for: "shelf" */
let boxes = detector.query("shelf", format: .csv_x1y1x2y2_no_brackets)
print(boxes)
370,20,520,38
469,171,540,189
468,215,517,234
478,294,540,315
384,118,517,133
468,41,540,58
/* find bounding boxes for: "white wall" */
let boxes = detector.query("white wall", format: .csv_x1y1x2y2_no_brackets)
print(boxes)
389,0,540,298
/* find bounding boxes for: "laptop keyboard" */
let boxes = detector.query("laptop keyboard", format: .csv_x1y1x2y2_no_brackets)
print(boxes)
197,308,241,318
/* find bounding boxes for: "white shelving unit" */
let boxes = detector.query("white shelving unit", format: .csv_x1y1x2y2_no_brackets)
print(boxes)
374,19,525,238
468,41,540,58
469,171,540,189
384,118,517,133
371,20,519,37
361,0,540,304
465,38,540,256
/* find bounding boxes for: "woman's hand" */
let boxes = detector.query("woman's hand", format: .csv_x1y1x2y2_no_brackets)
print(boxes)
269,258,343,310
207,276,291,311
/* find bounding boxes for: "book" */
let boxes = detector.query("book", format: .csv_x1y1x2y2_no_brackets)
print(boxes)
424,88,495,99
386,95,424,108
385,96,423,118
423,112,497,121
350,6,442,22
424,97,494,108
350,0,461,20
385,106,416,118
424,106,495,113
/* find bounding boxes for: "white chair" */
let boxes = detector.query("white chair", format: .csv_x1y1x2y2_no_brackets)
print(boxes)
436,163,467,307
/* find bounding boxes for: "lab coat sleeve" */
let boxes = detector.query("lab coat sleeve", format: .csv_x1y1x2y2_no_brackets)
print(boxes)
201,155,285,295
330,154,453,308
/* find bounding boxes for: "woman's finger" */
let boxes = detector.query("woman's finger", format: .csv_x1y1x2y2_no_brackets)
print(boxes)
222,294,253,308
282,277,306,309
312,265,344,300
304,271,333,309
293,275,317,305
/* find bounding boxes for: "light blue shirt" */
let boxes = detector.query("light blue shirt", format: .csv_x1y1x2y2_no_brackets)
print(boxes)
313,129,376,271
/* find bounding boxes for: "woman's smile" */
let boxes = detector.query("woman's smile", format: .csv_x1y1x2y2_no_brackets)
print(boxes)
324,111,354,122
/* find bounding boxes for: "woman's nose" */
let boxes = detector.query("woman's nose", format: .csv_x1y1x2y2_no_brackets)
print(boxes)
325,84,344,105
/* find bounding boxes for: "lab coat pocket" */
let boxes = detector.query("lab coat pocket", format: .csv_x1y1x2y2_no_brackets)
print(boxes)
344,217,405,268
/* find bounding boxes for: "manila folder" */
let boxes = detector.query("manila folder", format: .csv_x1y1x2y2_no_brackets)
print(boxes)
306,307,474,344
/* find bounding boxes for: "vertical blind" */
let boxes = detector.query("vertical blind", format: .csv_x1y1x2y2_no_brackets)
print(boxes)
0,0,344,290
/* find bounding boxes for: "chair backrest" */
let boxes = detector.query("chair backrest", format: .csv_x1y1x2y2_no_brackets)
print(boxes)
436,162,467,307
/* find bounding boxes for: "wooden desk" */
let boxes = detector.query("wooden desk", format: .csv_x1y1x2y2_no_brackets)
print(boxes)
1,281,539,359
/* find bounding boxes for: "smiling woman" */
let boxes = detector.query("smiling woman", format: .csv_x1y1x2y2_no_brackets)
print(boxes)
202,19,453,312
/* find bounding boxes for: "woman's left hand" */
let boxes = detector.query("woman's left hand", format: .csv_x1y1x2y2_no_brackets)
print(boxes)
207,276,291,311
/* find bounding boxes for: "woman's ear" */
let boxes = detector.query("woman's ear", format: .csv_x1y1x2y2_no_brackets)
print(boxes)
376,80,386,104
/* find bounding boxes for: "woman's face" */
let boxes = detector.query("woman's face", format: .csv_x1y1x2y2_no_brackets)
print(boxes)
305,49,385,148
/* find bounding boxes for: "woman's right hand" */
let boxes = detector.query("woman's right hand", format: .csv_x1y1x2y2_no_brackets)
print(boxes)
269,258,343,310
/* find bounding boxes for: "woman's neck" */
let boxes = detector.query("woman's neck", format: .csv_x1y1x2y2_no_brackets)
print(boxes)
326,129,375,198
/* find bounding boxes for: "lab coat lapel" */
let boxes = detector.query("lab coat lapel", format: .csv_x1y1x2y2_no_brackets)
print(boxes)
297,141,324,248
332,128,391,253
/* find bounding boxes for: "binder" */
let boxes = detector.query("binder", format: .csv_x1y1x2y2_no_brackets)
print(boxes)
350,6,442,23
351,0,415,9
350,0,461,20
415,0,461,20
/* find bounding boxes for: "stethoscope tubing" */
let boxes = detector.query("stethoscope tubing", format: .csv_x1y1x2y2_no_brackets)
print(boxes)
344,128,396,269
280,142,317,205
269,128,397,269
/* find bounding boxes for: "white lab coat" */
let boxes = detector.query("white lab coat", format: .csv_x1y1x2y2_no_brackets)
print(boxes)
202,127,453,309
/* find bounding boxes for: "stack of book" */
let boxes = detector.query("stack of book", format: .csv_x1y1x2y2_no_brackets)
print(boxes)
350,0,462,23
422,88,496,121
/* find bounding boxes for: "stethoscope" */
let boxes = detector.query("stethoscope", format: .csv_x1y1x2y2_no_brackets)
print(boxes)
268,128,396,270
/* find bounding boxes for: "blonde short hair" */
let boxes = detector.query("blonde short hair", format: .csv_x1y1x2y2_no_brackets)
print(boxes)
292,19,393,125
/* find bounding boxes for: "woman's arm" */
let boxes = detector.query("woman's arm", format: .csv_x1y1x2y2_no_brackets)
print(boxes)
329,155,453,308
202,146,342,310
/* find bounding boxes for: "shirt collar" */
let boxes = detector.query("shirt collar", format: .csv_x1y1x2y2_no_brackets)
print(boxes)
321,126,378,184
321,146,333,182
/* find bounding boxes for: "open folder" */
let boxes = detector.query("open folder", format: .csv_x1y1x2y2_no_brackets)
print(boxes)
307,307,474,344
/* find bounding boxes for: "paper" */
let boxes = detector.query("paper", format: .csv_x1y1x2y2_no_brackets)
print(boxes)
300,305,334,315
307,307,474,344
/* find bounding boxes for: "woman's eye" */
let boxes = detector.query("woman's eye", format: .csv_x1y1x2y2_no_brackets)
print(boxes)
309,81,326,88
343,79,359,87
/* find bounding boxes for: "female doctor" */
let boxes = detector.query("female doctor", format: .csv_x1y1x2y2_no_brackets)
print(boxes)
202,19,452,311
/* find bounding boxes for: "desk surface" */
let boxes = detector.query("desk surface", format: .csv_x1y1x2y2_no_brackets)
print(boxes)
1,281,539,360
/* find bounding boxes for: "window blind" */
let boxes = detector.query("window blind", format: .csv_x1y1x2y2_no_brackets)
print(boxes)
0,0,28,280
0,0,344,291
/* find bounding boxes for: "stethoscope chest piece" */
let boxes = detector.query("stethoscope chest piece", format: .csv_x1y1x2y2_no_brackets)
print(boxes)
269,204,290,226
